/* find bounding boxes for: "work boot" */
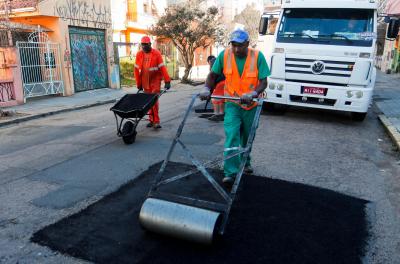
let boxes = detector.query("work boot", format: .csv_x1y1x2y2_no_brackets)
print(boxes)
244,165,253,174
222,176,234,188
146,122,153,128
153,123,162,129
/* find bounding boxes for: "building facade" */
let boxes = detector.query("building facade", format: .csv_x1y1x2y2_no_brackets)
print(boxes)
0,0,118,107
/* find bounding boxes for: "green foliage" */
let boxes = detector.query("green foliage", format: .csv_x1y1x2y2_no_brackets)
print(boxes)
150,3,221,82
233,4,261,47
119,57,136,87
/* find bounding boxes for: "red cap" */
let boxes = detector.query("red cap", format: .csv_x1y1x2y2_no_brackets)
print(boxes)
141,36,151,44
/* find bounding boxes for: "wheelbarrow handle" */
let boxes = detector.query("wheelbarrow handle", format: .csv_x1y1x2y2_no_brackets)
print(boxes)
136,89,168,95
159,89,168,95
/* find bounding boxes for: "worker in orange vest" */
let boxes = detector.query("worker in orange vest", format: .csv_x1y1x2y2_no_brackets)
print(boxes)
200,29,270,186
134,36,171,129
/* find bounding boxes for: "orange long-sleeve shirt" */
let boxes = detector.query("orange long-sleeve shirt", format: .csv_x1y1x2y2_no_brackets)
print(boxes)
134,48,171,92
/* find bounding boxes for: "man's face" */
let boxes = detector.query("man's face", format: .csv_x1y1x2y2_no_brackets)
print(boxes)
141,43,152,53
348,20,356,30
231,41,249,58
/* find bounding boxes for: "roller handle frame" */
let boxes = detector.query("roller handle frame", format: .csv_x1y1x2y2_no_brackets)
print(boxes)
210,95,260,102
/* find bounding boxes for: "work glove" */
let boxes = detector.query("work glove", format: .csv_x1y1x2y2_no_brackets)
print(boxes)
137,85,143,91
240,91,258,105
199,87,211,101
164,82,171,90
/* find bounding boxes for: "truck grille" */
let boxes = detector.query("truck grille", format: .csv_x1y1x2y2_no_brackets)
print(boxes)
285,57,354,77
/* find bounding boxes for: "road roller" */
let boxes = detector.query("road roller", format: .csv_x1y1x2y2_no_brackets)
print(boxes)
139,94,263,244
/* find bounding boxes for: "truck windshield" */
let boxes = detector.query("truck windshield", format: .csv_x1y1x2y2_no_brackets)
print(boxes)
277,8,374,47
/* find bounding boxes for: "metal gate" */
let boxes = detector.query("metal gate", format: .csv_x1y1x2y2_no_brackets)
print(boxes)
69,27,108,92
17,31,64,99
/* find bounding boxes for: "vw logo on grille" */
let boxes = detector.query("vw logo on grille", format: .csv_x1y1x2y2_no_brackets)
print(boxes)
311,61,325,75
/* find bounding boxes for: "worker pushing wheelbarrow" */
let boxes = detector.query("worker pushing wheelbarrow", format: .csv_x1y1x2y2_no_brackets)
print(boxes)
110,35,171,144
139,29,270,244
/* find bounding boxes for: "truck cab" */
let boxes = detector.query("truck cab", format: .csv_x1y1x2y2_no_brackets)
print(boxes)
259,0,379,121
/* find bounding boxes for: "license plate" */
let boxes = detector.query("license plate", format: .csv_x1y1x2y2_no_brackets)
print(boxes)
302,86,327,95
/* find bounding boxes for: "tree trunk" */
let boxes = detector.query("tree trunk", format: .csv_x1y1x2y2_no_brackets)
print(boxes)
181,65,192,83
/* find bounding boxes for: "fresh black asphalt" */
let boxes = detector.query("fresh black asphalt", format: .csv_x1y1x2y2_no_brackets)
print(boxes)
31,161,368,264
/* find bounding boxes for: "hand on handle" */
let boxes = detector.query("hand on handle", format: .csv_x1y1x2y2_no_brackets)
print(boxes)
240,91,258,105
199,87,211,101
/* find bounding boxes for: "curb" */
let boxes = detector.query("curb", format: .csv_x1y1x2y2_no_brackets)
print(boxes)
0,99,117,128
378,115,400,150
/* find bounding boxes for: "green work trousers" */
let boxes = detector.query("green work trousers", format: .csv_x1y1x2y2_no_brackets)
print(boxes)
224,102,257,178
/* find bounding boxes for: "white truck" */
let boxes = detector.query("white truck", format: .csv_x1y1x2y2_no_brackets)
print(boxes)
259,0,381,121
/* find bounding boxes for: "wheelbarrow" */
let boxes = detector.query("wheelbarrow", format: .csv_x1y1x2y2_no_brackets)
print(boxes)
110,89,166,144
139,94,263,244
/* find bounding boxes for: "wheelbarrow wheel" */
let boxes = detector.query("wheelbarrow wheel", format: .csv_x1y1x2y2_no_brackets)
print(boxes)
122,121,137,144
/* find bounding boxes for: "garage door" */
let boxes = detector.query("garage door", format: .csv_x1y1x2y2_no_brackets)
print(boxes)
69,27,108,92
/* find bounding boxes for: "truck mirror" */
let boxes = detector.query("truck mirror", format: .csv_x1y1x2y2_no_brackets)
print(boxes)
259,17,268,35
387,18,400,39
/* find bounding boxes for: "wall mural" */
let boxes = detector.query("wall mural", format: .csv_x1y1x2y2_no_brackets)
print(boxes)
54,0,112,29
69,27,108,91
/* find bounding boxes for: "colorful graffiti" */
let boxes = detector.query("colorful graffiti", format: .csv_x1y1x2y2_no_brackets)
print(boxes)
69,27,108,91
54,0,112,29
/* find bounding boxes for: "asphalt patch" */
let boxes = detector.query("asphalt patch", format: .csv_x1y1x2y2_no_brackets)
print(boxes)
31,162,368,264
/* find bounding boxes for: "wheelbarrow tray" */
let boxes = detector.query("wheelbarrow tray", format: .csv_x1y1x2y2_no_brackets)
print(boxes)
111,93,158,119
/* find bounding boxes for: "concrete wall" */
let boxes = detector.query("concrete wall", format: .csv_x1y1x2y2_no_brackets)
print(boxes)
0,47,24,106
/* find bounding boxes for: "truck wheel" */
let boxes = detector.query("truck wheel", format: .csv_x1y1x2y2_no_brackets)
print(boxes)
351,112,367,122
122,121,137,144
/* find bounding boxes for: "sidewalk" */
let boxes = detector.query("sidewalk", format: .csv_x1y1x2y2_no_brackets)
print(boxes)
0,88,127,127
374,70,400,150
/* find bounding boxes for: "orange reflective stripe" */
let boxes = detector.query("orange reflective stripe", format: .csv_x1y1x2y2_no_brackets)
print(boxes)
249,49,256,73
226,49,233,73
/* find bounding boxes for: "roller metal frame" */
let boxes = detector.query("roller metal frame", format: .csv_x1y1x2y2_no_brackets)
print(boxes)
144,94,263,236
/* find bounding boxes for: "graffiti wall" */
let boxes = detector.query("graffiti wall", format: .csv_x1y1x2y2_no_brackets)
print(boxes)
54,0,111,29
69,27,108,91
35,0,116,94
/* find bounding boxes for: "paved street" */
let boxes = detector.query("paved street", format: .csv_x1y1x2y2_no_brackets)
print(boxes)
0,79,400,263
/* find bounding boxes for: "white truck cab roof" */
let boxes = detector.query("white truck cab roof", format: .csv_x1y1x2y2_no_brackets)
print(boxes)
282,0,377,10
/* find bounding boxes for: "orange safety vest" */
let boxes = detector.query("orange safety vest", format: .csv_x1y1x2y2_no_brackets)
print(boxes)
223,47,259,110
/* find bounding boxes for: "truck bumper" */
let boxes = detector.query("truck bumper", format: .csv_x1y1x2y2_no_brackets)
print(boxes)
264,79,373,113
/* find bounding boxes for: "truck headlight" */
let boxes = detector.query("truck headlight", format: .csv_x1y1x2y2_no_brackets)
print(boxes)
346,91,353,98
269,83,276,90
277,84,284,91
274,48,284,53
356,91,363,98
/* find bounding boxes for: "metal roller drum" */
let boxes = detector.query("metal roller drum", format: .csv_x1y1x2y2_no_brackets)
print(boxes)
139,198,222,244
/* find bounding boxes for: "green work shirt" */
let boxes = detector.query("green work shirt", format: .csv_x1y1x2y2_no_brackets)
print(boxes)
211,49,271,79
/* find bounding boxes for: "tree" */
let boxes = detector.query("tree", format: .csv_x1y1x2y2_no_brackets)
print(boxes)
150,3,220,83
233,4,261,47
215,4,261,48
